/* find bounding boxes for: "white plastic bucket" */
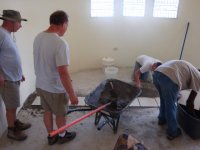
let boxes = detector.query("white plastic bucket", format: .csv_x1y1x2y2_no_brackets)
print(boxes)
102,57,115,67
104,66,119,79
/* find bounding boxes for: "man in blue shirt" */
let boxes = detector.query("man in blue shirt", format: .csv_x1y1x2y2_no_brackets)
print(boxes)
0,10,31,141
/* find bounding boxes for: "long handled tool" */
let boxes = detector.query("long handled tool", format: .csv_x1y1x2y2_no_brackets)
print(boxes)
179,22,190,60
49,102,112,137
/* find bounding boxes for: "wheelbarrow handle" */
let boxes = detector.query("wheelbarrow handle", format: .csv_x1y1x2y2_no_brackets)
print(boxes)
67,107,93,114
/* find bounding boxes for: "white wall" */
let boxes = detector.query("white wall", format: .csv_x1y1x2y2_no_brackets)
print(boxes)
0,0,200,136
1,0,200,73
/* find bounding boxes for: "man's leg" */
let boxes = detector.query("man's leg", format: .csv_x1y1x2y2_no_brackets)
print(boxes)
153,72,166,124
6,108,16,128
56,116,66,129
52,93,76,144
44,111,53,133
156,73,180,139
2,82,30,141
55,115,76,144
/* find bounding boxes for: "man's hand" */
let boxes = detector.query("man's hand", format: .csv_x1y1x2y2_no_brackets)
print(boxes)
70,95,79,105
134,70,141,88
21,75,25,82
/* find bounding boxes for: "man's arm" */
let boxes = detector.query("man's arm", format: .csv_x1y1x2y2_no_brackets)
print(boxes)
57,65,78,105
134,69,141,88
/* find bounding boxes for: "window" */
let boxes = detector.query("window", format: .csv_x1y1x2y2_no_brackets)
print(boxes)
91,0,114,17
153,0,179,18
90,0,180,18
123,0,145,17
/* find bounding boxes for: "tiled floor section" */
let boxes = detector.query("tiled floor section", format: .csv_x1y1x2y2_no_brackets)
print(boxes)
32,96,160,107
31,67,162,108
31,68,199,109
30,68,196,109
76,96,160,107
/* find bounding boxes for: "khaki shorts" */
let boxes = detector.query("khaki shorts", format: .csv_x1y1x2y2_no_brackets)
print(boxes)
36,88,69,116
0,81,20,109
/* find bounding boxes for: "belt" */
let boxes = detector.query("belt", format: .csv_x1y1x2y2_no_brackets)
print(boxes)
4,80,20,83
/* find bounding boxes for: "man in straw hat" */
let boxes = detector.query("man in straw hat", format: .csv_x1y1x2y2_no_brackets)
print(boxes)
0,10,31,141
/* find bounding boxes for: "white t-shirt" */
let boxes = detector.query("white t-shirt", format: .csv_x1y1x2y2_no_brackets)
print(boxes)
136,55,161,73
33,32,69,93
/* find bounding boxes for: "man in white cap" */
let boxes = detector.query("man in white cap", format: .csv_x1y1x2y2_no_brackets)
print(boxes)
0,10,31,141
133,55,162,88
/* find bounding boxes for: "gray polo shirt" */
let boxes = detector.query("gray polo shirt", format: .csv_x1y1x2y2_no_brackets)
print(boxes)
0,27,22,81
155,60,200,91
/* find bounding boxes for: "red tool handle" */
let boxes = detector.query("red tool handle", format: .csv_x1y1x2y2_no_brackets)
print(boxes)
49,102,111,137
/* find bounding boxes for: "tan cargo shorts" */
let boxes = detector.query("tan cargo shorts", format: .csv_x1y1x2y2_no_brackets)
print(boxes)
0,81,20,109
36,88,69,116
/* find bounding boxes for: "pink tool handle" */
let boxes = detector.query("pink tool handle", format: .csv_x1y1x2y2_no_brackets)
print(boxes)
49,102,111,137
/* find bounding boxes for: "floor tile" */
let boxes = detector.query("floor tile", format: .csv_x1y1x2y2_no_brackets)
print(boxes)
138,97,158,107
155,97,160,107
32,96,40,106
130,98,140,107
78,97,86,106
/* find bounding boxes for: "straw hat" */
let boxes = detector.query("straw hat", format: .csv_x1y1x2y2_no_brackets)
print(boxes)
0,10,27,22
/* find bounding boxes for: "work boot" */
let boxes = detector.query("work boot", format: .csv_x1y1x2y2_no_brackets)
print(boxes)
7,127,27,141
15,119,31,131
57,131,76,144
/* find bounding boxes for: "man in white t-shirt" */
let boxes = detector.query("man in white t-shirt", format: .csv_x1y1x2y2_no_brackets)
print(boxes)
33,10,78,145
133,55,162,88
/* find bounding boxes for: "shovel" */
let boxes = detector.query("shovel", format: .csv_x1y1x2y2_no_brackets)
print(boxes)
109,81,118,109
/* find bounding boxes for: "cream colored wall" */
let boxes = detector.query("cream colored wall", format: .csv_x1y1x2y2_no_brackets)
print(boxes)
0,1,199,99
0,0,200,136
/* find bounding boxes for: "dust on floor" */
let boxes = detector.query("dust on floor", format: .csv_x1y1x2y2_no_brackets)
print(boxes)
0,107,200,150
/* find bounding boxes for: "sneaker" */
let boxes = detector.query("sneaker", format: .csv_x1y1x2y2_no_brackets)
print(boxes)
15,119,31,131
48,135,59,145
57,131,76,144
167,128,182,140
7,127,27,141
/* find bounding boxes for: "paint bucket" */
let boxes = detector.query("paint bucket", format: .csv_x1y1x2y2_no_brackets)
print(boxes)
102,57,115,70
104,66,119,79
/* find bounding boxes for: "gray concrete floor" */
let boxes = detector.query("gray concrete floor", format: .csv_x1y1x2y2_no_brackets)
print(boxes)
0,68,200,150
1,107,200,150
